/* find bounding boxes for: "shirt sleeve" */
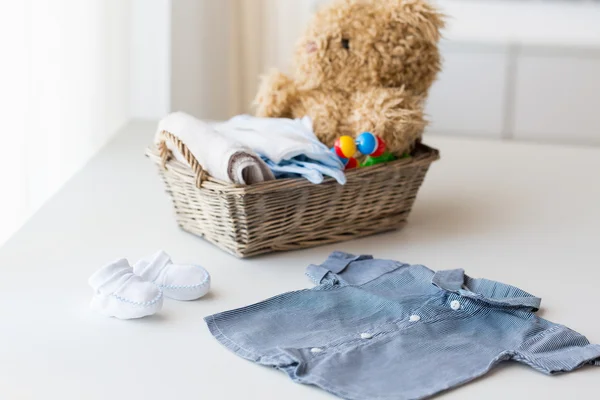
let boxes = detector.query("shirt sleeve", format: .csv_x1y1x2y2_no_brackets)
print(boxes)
515,325,600,375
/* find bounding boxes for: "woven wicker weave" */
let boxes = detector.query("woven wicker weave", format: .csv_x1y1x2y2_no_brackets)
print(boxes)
147,131,439,258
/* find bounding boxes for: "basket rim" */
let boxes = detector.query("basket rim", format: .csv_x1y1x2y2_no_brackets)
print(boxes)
146,143,439,194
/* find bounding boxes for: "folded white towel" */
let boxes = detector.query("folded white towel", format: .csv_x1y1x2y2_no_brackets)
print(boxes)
88,259,163,319
156,112,274,185
133,250,211,301
214,115,342,168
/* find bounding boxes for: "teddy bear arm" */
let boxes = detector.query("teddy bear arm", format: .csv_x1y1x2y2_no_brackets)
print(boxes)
254,69,299,118
351,89,426,155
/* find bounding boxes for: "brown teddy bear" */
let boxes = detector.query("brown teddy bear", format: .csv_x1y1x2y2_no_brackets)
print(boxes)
254,0,444,155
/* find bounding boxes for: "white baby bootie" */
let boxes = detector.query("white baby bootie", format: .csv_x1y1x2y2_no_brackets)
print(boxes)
88,259,163,319
133,250,211,301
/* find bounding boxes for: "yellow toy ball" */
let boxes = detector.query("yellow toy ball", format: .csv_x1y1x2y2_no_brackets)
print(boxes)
334,136,357,159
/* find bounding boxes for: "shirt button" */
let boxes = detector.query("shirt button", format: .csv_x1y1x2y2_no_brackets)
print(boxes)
360,332,373,340
450,300,461,310
310,347,323,353
409,315,421,322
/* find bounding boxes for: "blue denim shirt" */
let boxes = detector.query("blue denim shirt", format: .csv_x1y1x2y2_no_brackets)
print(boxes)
205,252,600,400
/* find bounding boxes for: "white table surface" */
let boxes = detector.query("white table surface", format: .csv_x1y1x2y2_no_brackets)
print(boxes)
1,121,598,400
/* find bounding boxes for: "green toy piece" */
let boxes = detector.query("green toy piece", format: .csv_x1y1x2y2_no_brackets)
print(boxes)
360,151,399,167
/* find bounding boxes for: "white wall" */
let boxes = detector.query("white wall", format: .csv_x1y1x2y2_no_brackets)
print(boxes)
0,0,132,244
130,0,171,119
425,0,600,145
25,0,132,209
170,0,240,120
166,0,310,119
512,47,600,145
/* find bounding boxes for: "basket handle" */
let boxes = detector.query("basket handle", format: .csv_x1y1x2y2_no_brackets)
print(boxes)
157,130,207,188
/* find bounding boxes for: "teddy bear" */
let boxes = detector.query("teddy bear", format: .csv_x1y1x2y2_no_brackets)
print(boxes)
254,0,444,155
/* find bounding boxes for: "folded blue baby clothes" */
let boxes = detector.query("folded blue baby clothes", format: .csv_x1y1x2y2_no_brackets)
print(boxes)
205,252,600,400
261,155,346,184
214,115,346,184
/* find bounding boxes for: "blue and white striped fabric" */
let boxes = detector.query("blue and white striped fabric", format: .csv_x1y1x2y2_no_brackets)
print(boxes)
205,251,600,400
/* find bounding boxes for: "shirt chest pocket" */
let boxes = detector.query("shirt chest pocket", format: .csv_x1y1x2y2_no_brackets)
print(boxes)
306,251,406,287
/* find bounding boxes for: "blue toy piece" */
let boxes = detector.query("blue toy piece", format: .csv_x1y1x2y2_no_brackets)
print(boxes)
356,132,377,155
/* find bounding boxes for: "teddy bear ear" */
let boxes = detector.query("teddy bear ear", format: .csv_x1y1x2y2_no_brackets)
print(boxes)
386,0,446,44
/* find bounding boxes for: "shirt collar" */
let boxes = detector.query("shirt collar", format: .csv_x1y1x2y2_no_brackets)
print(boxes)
432,269,541,311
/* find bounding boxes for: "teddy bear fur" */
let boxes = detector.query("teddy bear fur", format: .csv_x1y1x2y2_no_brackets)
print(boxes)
254,0,444,155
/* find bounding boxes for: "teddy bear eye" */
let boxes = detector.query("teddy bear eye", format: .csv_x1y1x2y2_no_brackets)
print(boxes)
341,38,350,50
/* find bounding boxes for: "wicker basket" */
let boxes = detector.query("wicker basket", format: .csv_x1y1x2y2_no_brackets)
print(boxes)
147,131,439,258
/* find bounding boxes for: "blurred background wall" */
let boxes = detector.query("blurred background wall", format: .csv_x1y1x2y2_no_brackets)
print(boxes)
1,0,131,243
154,0,600,145
2,0,599,244
161,0,600,145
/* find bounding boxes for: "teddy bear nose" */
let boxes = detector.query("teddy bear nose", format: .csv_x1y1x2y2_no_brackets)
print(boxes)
305,41,318,53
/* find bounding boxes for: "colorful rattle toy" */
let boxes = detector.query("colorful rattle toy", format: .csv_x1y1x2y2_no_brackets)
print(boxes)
332,132,393,170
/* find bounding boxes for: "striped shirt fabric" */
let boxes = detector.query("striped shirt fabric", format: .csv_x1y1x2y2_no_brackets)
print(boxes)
205,251,600,400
